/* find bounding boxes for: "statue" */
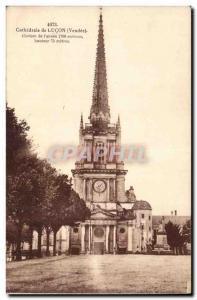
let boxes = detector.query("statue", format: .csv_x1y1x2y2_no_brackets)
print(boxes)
125,186,136,202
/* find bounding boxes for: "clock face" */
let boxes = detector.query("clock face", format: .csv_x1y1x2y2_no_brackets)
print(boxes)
93,180,106,193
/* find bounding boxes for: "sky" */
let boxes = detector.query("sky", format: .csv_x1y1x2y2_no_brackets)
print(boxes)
7,6,191,215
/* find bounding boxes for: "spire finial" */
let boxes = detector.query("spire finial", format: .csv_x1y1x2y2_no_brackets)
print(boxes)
117,115,121,127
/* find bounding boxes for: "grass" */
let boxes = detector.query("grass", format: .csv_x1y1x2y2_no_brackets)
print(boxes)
6,254,191,294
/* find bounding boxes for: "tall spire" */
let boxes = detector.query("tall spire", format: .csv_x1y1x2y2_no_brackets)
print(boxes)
90,8,110,128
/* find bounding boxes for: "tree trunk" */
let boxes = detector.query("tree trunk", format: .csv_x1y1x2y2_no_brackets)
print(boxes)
37,227,42,258
29,226,33,259
69,226,72,255
53,230,57,256
46,227,50,256
16,225,22,261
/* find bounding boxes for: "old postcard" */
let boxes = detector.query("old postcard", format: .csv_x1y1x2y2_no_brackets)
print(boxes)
6,6,191,294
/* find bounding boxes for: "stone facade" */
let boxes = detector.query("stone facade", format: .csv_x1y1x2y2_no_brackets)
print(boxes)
65,11,152,255
33,10,152,255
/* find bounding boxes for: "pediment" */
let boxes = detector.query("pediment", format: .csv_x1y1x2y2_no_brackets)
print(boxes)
91,207,117,220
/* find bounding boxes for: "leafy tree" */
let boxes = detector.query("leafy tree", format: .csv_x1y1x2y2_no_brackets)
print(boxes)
6,220,18,245
6,104,90,260
165,221,184,254
27,159,58,257
7,155,48,260
48,174,72,256
6,104,31,175
6,104,33,260
48,175,90,256
6,221,31,245
182,219,191,244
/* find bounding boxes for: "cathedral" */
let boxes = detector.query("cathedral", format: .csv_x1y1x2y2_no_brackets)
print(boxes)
59,10,152,255
33,10,152,255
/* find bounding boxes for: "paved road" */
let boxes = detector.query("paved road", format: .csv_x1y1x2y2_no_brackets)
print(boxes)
6,254,191,294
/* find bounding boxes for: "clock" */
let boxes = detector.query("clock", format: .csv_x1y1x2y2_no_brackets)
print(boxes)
93,180,106,193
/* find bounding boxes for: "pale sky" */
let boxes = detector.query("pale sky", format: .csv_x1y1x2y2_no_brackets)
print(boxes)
7,6,191,215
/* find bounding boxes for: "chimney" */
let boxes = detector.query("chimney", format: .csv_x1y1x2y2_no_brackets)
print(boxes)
174,210,177,216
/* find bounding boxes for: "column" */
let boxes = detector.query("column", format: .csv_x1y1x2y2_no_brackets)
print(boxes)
127,225,133,252
105,225,110,253
90,225,93,254
83,179,86,200
32,230,38,250
107,179,110,202
138,227,141,252
113,179,116,200
113,225,116,252
90,179,93,202
88,225,91,253
68,226,71,255
57,228,61,253
109,179,114,202
81,224,85,253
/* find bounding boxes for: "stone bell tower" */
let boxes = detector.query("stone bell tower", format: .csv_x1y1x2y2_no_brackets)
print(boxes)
72,9,128,211
68,9,152,255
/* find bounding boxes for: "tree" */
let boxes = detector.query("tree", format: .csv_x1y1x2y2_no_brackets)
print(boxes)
165,221,184,254
6,104,90,260
6,104,31,175
6,219,18,245
182,219,191,244
48,175,90,256
6,221,32,245
182,219,191,254
27,159,58,257
48,174,71,256
7,155,48,260
6,104,33,260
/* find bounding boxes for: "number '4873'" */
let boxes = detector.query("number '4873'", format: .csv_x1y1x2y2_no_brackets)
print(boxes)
47,22,58,27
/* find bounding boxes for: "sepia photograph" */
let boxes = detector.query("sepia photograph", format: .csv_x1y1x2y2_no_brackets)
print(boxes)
6,6,191,294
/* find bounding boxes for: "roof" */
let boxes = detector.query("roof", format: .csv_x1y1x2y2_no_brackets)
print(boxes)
132,200,152,210
152,215,190,226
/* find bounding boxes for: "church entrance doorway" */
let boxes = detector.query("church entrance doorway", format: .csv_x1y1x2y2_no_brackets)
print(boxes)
93,226,105,254
93,242,104,254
